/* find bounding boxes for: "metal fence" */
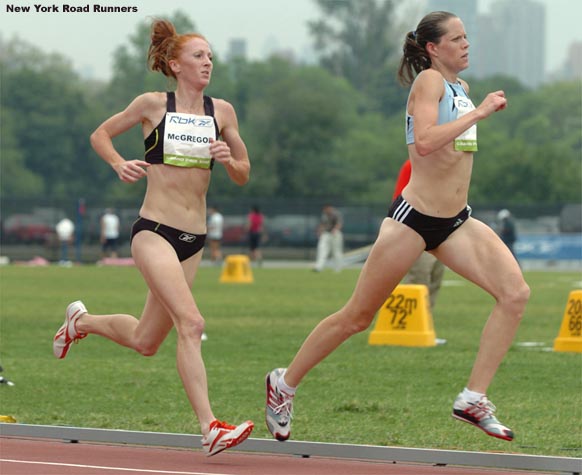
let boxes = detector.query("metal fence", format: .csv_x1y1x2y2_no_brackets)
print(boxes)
1,196,579,264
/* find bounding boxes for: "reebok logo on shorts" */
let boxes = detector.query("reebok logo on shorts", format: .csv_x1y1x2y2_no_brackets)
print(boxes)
179,233,197,243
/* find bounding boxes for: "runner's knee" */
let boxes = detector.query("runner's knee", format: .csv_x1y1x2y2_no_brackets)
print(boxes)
337,306,377,335
499,279,530,319
174,314,206,341
134,336,164,357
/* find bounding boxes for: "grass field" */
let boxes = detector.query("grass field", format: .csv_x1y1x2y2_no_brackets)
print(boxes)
0,264,580,457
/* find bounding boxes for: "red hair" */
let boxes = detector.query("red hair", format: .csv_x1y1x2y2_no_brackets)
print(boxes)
147,19,208,78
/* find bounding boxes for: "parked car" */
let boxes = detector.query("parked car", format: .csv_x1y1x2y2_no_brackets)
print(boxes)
2,214,55,244
221,215,247,245
267,215,319,247
560,204,582,233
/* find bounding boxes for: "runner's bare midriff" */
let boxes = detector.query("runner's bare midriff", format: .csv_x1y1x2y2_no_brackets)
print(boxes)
139,164,210,233
404,144,473,217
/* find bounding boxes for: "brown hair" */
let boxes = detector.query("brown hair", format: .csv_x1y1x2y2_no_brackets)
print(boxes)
397,11,458,86
147,19,208,79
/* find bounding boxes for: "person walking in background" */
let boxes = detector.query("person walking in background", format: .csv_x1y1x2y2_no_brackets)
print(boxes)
266,11,528,444
53,19,253,456
247,205,265,266
497,209,518,260
55,216,75,266
100,208,120,259
207,206,224,265
393,159,445,309
313,204,343,273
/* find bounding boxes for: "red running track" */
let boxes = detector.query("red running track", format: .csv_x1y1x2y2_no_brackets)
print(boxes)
0,437,552,475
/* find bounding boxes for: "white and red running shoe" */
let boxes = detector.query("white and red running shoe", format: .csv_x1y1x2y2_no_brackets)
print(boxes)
265,368,294,441
53,301,88,359
452,394,514,441
201,419,254,456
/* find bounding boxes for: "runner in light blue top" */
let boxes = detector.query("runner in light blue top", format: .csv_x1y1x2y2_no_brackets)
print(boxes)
265,10,528,444
406,79,476,148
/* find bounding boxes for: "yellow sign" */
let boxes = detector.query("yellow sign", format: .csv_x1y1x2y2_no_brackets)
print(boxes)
219,254,254,283
368,284,436,347
553,289,582,353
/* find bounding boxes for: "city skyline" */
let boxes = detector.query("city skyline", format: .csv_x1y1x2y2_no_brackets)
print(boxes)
427,0,547,88
1,0,580,84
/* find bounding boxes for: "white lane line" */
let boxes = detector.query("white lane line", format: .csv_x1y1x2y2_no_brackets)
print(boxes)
0,459,235,475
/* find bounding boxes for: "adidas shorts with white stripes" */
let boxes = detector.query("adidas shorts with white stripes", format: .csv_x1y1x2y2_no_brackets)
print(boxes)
388,195,471,250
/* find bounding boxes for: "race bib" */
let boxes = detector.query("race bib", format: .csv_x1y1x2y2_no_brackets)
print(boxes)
163,112,216,168
453,96,478,152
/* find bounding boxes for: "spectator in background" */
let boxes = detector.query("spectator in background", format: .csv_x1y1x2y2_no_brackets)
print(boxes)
313,204,343,273
207,206,224,265
497,209,517,259
55,216,75,266
393,159,445,309
247,205,265,266
100,208,120,259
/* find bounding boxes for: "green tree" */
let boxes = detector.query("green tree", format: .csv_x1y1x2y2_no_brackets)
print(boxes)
329,112,406,202
0,116,44,197
2,16,578,210
470,79,581,205
216,58,362,199
309,0,400,114
1,39,98,200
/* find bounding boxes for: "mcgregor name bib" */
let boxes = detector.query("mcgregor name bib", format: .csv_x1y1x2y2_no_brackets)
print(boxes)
163,112,216,168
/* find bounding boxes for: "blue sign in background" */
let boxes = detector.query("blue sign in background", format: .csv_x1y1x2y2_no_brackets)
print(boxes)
516,234,582,260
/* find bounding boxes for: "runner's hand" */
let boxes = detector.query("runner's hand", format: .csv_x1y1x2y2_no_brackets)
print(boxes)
114,160,150,183
478,91,507,117
209,138,233,166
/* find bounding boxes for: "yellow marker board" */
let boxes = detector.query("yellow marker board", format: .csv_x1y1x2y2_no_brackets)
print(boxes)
553,289,582,353
220,254,254,283
368,284,436,347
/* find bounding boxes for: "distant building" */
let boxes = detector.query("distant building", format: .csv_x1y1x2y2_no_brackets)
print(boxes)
493,0,544,88
475,0,545,88
472,13,497,80
426,0,477,30
563,41,582,81
425,0,546,88
269,48,296,62
227,38,247,61
426,0,478,49
426,0,481,76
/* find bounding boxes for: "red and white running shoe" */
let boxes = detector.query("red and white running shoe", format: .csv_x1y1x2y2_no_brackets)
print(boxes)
265,368,294,441
452,394,514,441
53,300,88,359
202,419,254,456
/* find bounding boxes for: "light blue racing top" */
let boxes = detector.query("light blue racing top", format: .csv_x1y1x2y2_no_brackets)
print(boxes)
405,79,471,144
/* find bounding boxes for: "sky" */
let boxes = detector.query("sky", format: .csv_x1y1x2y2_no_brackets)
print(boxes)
1,0,580,81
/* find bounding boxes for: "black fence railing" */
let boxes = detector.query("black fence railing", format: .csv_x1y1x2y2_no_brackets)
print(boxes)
1,197,578,263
